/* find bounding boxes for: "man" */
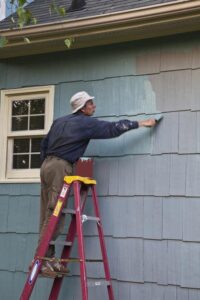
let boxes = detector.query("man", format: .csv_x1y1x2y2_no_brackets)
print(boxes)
38,91,156,276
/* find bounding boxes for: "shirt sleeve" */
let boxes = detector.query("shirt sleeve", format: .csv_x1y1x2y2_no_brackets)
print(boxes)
86,118,139,139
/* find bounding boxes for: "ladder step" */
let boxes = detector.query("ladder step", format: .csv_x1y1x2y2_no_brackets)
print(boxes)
82,214,100,222
62,208,76,214
49,241,72,246
87,280,111,287
62,209,100,223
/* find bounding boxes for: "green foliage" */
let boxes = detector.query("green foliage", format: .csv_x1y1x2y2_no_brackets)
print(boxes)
1,1,73,48
49,2,66,16
64,37,75,49
24,37,31,43
0,36,8,48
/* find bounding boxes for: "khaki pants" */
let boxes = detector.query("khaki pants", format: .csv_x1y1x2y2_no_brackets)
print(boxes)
37,156,73,257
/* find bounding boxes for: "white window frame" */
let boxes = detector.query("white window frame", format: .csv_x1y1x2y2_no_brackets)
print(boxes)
0,86,54,182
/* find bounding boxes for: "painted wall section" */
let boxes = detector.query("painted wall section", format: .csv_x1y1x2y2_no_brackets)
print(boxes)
0,32,200,299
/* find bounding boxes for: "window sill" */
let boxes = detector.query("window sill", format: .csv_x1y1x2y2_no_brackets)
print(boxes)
0,178,40,183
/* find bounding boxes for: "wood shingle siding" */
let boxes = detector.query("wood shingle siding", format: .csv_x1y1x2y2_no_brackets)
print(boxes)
1,32,200,298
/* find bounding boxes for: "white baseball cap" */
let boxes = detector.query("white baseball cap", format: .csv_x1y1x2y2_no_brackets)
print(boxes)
70,91,94,113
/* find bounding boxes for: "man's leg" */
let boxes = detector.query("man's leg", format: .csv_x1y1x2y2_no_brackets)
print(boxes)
36,156,72,274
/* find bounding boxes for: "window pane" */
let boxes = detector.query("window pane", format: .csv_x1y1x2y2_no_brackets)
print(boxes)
30,116,44,130
31,154,41,168
14,139,29,153
12,116,28,131
12,100,29,116
13,155,29,169
30,99,45,114
31,138,42,152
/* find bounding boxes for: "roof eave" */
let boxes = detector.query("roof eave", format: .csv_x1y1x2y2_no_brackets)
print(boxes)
0,0,200,58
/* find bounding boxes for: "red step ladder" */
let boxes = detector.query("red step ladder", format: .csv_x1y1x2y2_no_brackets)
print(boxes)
20,175,115,300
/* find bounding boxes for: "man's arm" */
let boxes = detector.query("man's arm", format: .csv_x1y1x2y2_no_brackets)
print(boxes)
87,118,156,139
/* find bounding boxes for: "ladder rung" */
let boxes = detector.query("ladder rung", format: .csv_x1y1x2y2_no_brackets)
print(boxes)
49,241,72,246
86,259,103,262
62,208,76,214
82,214,100,222
39,273,69,279
57,258,103,263
87,280,111,287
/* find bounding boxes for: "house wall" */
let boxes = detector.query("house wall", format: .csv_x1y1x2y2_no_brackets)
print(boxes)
0,32,200,299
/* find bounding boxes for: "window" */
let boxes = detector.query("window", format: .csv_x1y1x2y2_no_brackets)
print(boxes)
0,86,54,182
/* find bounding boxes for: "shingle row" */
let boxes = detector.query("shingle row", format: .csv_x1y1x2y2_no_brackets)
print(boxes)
1,37,200,101
2,271,200,300
94,154,200,197
3,233,200,288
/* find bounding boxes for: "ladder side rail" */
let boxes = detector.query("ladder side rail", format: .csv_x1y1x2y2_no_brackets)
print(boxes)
49,186,89,299
74,181,89,300
20,182,71,300
91,186,115,300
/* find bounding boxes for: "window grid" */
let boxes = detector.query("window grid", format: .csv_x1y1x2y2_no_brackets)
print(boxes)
0,86,54,181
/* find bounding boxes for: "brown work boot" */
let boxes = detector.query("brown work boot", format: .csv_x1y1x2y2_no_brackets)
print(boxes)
40,261,57,278
51,260,69,274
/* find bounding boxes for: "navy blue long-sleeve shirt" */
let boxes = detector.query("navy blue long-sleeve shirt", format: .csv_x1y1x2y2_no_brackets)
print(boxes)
41,112,139,164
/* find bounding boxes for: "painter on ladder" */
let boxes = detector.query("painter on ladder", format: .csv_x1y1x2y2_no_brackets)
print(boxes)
37,91,157,276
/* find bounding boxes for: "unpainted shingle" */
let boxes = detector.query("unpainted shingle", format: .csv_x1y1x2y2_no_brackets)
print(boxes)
163,197,183,240
144,155,156,196
115,238,143,282
117,282,130,300
108,158,119,195
7,196,30,233
191,69,200,111
189,289,200,300
163,285,177,300
118,156,135,196
93,158,110,195
0,195,9,232
153,70,192,112
152,112,179,154
167,241,182,285
197,112,200,153
191,38,200,69
144,240,158,283
112,196,143,238
183,198,200,242
177,287,189,300
144,197,162,239
179,111,197,153
0,271,14,300
160,39,193,71
154,155,171,196
144,240,168,285
181,243,200,288
186,156,200,196
136,42,161,75
170,155,186,196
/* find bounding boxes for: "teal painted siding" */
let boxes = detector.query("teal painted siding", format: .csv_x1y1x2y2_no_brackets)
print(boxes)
1,32,200,299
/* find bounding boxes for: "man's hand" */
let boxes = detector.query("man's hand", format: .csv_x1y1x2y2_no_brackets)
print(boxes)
138,119,157,128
